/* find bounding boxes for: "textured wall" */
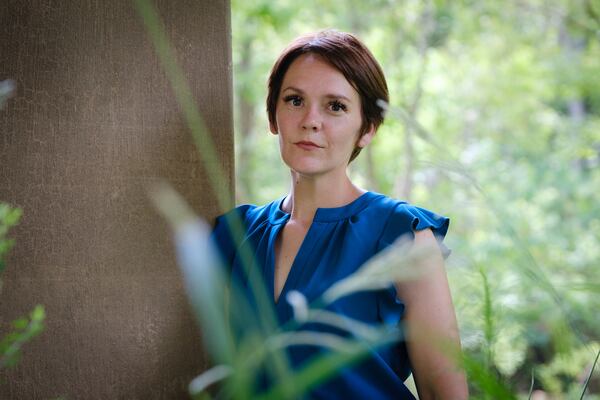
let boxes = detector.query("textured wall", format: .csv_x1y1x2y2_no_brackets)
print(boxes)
0,0,233,398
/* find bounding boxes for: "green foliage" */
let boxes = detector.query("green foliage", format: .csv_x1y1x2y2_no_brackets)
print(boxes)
537,343,599,396
0,202,45,372
0,203,22,275
2,78,47,373
0,305,45,369
460,352,517,400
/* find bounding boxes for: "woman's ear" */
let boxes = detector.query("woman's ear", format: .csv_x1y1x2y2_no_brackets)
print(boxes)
269,121,278,135
357,124,376,148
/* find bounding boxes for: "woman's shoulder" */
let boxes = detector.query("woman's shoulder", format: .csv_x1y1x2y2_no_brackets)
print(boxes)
216,198,282,224
367,192,447,225
211,199,283,262
366,193,450,249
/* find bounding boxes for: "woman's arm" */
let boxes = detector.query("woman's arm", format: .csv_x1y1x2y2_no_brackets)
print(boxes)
395,228,469,399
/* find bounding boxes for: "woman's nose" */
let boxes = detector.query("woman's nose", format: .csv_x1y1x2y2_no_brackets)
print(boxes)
301,106,322,131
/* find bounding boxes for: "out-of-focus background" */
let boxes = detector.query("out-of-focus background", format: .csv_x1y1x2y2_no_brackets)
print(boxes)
232,0,600,397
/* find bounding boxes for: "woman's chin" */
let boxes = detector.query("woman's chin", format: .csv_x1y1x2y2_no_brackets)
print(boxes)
289,166,324,177
285,163,328,178
282,154,348,179
288,165,344,180
283,157,324,175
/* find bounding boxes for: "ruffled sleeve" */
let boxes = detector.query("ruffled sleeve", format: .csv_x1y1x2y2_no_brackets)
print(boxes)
374,203,451,314
377,202,451,259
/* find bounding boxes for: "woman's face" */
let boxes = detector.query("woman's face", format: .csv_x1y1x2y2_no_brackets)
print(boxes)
270,53,374,178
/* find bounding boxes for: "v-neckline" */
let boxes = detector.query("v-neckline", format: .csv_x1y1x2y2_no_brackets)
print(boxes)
267,191,377,305
270,217,315,305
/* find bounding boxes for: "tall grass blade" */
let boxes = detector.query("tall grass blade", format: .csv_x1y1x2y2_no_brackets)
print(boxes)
133,0,281,336
479,266,495,370
527,368,534,400
189,365,233,398
134,0,293,387
150,183,297,393
257,328,402,400
579,348,600,400
132,0,229,208
323,236,430,305
150,184,234,363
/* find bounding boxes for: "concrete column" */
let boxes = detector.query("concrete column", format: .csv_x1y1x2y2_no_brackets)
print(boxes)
0,1,233,398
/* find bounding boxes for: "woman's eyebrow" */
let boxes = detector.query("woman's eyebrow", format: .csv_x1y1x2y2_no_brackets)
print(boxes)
281,86,304,94
281,86,352,102
323,94,352,102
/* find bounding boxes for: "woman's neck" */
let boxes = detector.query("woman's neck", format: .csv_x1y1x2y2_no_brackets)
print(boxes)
281,170,365,224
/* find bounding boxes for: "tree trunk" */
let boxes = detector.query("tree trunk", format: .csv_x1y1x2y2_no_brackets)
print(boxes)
395,1,433,201
0,1,233,398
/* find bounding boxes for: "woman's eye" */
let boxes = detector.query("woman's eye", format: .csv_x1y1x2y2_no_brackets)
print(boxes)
284,95,302,107
329,101,347,112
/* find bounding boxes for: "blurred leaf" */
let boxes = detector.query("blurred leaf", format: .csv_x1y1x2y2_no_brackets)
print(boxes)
0,305,45,370
0,79,16,110
12,318,28,331
322,236,429,304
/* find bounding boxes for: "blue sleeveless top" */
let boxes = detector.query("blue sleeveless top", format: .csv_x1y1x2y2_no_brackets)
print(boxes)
212,191,449,399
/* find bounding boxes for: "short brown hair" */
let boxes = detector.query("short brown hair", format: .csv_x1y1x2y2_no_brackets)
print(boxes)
266,30,389,162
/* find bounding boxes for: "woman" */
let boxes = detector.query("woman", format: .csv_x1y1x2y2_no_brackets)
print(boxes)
213,30,468,399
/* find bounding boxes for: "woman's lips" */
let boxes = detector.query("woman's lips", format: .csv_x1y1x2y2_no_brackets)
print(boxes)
295,141,322,150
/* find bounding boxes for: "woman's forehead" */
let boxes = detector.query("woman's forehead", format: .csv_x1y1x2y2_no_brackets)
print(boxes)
281,54,359,100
